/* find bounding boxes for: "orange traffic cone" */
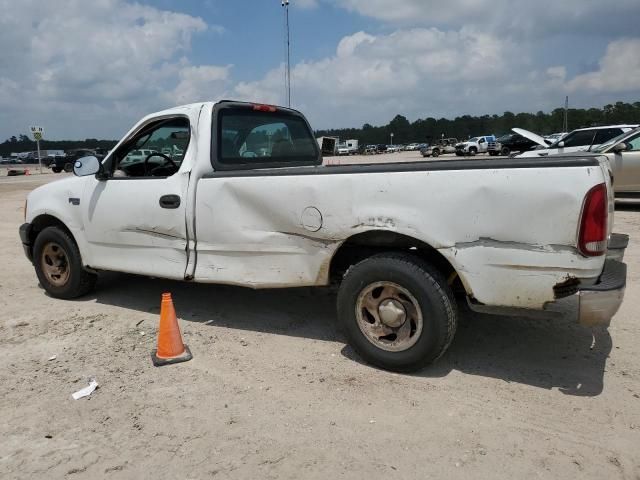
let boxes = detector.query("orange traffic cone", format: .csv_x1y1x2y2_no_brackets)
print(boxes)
151,293,192,366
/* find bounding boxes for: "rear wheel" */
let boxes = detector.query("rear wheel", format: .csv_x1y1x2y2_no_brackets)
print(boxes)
337,253,457,372
33,226,97,299
52,167,62,173
431,149,440,158
500,146,511,156
63,162,73,173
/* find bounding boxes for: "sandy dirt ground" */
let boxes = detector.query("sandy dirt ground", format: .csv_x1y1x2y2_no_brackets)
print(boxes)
1,165,639,479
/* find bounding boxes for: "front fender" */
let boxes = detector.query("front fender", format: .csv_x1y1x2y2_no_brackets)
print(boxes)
26,176,92,266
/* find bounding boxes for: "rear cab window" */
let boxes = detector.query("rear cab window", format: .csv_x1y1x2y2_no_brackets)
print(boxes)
213,102,321,170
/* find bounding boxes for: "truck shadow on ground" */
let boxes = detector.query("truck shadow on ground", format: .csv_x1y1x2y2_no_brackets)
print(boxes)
344,306,612,397
90,272,611,397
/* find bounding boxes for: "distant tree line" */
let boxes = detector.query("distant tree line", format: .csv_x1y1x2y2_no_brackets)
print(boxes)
0,134,118,157
2,101,639,156
315,101,640,145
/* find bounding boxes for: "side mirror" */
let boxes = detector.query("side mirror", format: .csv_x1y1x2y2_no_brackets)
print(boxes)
557,141,565,148
73,156,102,177
612,142,629,153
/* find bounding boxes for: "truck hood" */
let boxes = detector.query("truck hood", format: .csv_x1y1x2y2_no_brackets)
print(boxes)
512,128,548,147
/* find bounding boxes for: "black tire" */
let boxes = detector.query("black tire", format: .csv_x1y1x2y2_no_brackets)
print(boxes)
431,149,440,158
468,147,477,156
500,146,511,156
33,226,97,299
63,162,73,173
337,253,457,372
52,167,62,173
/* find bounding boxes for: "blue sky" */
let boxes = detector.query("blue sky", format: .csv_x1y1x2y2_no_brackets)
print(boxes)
0,0,639,139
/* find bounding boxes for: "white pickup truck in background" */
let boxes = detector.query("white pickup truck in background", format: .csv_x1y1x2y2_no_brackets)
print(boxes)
19,101,628,372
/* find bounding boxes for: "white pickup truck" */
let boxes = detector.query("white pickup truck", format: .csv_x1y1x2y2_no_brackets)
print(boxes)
19,101,628,372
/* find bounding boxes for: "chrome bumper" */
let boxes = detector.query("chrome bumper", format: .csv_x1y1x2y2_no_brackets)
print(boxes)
547,258,626,328
471,234,629,328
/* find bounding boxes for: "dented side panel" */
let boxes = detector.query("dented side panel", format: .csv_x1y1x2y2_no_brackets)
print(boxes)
193,166,606,309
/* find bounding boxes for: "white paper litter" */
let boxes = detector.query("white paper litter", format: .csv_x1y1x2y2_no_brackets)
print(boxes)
48,355,57,361
71,378,99,400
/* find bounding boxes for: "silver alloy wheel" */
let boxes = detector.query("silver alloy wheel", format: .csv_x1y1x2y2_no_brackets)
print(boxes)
355,281,423,352
41,241,70,287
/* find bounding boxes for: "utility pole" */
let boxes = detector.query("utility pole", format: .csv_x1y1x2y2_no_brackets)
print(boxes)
281,0,291,107
563,96,569,133
390,133,394,146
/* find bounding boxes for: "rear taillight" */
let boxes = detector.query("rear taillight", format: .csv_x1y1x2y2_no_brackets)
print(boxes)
578,183,608,256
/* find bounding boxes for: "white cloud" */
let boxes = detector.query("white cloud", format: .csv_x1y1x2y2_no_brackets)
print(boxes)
0,0,638,139
232,25,640,130
567,38,640,93
0,0,225,138
334,0,640,36
232,27,535,128
294,0,320,8
167,65,233,105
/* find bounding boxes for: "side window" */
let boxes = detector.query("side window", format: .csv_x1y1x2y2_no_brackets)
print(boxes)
218,109,319,167
562,130,596,148
594,128,623,145
114,118,190,178
626,133,640,151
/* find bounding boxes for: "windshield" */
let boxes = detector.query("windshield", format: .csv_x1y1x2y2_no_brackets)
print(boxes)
468,137,478,142
593,128,639,153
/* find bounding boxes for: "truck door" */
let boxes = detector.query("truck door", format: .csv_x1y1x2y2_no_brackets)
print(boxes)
80,117,193,279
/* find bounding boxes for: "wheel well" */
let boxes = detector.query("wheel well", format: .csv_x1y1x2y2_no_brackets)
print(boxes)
29,215,73,244
329,231,464,293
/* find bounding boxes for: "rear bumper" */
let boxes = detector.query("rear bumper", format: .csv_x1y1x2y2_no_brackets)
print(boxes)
607,233,629,262
575,259,626,327
469,234,628,328
19,223,33,263
548,259,626,328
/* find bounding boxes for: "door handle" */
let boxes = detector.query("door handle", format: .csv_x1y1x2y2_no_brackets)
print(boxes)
159,194,181,209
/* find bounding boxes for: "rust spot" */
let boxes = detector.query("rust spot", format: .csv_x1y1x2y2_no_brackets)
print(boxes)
553,276,580,299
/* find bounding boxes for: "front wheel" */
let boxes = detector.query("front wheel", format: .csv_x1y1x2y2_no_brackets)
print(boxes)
500,146,511,156
52,167,62,173
33,226,97,299
431,149,440,158
337,253,457,372
468,147,477,156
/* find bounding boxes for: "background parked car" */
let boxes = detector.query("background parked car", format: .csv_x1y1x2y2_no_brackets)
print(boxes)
488,133,538,156
517,125,638,157
455,135,496,156
422,138,458,157
337,144,350,156
50,149,105,173
574,127,640,198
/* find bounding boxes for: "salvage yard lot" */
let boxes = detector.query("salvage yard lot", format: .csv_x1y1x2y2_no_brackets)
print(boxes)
1,164,639,479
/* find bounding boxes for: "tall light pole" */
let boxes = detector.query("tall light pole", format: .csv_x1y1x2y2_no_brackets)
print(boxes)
281,0,291,107
390,132,394,146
